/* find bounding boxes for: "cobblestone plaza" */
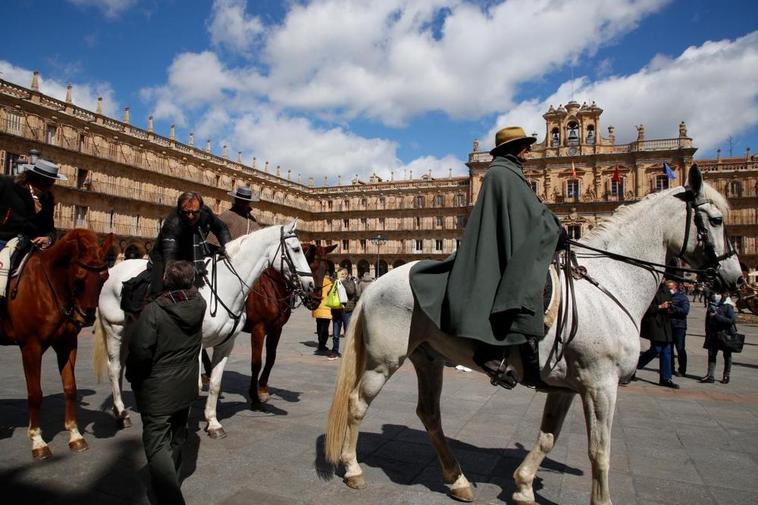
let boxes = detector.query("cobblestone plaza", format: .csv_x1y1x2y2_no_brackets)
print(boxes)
1,303,757,505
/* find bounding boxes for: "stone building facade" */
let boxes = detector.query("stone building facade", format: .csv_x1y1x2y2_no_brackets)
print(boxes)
1,74,756,275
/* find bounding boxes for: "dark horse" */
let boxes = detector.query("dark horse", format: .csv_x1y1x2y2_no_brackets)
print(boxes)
245,243,336,407
0,229,112,459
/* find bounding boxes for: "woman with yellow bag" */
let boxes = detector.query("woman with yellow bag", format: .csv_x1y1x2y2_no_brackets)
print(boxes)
312,273,334,356
327,268,358,360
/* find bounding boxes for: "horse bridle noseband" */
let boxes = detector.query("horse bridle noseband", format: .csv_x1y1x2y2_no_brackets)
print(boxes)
676,195,737,281
41,256,108,327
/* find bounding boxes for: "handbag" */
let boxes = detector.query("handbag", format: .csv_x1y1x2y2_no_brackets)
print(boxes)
325,283,342,309
716,325,745,353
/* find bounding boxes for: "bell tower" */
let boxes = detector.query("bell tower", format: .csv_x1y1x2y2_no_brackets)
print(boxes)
542,101,604,153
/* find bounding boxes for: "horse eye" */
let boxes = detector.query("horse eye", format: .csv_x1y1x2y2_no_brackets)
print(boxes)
292,247,301,253
709,217,723,226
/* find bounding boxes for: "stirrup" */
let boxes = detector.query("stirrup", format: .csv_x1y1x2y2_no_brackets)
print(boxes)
489,357,519,390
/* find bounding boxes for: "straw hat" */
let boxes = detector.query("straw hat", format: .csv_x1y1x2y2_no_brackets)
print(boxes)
490,127,537,156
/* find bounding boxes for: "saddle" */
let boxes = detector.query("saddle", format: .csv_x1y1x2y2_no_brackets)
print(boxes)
121,269,152,314
0,238,32,300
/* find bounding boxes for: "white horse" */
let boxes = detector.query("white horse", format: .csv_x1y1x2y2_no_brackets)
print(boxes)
325,167,743,505
94,222,314,438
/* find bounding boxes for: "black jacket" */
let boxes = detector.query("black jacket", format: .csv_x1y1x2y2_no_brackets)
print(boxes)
125,289,207,415
641,286,673,344
0,175,55,242
704,300,736,351
149,206,231,267
669,290,690,330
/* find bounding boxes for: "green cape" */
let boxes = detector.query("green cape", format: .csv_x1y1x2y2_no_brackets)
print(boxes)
410,154,561,345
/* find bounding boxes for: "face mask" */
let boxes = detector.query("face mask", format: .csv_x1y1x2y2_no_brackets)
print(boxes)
669,289,676,294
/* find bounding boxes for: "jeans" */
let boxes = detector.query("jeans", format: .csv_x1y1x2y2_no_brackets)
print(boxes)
671,327,687,375
637,342,673,382
331,310,352,353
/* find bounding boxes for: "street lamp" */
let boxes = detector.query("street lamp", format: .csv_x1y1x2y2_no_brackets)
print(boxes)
371,234,387,278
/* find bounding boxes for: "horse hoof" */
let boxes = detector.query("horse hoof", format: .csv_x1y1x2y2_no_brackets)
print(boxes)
118,416,132,429
32,446,52,460
449,486,475,503
257,388,270,403
512,500,537,505
344,474,367,490
69,438,89,453
208,427,227,439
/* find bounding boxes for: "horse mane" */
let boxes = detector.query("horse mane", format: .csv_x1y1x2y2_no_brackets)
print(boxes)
224,224,280,257
584,183,729,242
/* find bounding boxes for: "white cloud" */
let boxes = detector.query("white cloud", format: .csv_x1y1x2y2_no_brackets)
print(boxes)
487,31,758,153
0,60,118,117
207,0,264,55
67,0,137,20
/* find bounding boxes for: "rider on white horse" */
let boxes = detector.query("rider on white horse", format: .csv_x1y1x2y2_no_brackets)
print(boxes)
410,126,568,389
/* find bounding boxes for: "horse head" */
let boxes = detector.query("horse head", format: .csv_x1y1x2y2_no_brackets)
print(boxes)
51,230,113,327
301,242,338,310
276,221,316,296
673,164,743,292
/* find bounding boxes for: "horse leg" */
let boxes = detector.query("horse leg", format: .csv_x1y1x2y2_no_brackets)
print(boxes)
248,323,266,407
580,383,618,505
257,326,282,403
54,338,88,453
21,344,51,460
512,391,576,505
205,339,234,439
409,349,473,502
106,323,131,428
341,356,402,489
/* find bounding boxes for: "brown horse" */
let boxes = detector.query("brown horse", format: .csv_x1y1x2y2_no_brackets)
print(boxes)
0,229,112,459
246,243,336,407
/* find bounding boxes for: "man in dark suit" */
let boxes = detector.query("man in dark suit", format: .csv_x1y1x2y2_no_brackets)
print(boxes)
637,281,679,389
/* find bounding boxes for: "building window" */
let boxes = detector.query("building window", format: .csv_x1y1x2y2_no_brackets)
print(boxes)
568,224,582,239
4,152,20,175
435,194,444,207
528,180,538,193
361,197,367,207
567,121,580,146
729,180,743,197
109,142,118,160
6,111,23,135
415,239,423,252
76,168,90,190
315,239,322,246
456,215,465,228
550,127,560,147
586,125,595,145
46,124,57,145
342,239,349,251
455,239,461,250
328,200,333,210
360,217,367,228
436,216,443,228
343,218,349,229
359,239,367,251
655,174,669,192
415,195,424,208
74,205,88,227
79,134,87,152
379,196,386,208
567,179,580,198
379,217,385,229
435,239,443,251
343,199,349,210
732,236,745,254
611,178,624,197
455,194,466,206
415,216,421,229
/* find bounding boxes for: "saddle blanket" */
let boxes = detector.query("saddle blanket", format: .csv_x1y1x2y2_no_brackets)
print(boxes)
0,237,20,298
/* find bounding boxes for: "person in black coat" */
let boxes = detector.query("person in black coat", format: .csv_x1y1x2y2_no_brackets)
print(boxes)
0,159,65,252
666,280,690,376
148,192,231,296
637,282,679,389
126,261,207,505
701,292,736,384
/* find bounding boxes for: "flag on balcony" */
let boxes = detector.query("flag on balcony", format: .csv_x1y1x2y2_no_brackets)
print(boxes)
663,162,677,180
571,162,577,180
611,166,621,183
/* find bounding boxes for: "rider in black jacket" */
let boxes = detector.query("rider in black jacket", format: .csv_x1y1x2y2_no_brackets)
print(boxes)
148,192,231,295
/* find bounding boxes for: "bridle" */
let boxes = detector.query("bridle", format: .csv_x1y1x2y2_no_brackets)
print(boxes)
39,253,109,328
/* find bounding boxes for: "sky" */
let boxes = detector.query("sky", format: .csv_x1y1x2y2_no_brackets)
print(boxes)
1,0,756,183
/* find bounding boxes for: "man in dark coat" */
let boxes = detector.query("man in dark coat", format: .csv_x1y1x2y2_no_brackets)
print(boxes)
208,186,261,245
666,280,690,376
410,126,564,389
637,282,678,389
126,261,206,505
149,192,231,296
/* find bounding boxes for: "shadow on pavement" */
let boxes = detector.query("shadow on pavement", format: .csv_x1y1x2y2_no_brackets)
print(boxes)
313,424,578,505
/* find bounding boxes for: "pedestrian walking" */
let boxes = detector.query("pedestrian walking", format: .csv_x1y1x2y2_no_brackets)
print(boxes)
328,268,358,360
125,261,206,505
701,292,737,384
667,280,690,377
355,271,374,299
312,274,333,356
637,282,679,389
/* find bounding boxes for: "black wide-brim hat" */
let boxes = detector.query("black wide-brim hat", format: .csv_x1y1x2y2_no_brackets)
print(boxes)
227,186,259,202
26,159,67,180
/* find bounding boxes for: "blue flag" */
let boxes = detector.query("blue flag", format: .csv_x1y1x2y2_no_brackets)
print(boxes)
663,162,677,180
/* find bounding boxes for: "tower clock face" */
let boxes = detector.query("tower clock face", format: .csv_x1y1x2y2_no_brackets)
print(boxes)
568,146,578,156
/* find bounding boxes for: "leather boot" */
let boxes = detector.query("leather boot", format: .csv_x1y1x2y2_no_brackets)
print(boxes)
474,344,518,389
520,336,546,389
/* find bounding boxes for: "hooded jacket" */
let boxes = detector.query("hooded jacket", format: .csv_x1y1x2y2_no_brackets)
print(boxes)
126,288,207,415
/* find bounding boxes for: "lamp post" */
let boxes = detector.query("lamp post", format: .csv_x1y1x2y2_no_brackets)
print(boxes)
371,234,387,278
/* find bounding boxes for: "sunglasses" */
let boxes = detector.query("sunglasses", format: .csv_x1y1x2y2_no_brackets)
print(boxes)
180,209,201,216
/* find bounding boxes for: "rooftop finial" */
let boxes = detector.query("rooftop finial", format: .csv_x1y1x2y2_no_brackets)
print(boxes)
123,107,130,125
31,71,40,91
96,96,103,115
65,84,73,103
170,124,176,141
237,151,242,163
188,131,194,146
222,144,229,158
206,139,212,153
147,115,154,133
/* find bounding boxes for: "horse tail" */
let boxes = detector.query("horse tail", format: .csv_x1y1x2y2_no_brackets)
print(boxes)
93,309,108,383
325,297,366,465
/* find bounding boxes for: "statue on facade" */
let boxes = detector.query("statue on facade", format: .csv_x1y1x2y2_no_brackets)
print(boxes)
679,121,688,138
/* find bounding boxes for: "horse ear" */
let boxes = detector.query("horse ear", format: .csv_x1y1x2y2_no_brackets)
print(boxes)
685,163,703,196
286,220,298,233
100,233,114,258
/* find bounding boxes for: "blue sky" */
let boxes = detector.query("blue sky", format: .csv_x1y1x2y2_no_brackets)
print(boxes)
1,0,756,182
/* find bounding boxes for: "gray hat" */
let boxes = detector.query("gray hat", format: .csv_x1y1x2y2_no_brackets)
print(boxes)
227,186,259,202
28,159,67,180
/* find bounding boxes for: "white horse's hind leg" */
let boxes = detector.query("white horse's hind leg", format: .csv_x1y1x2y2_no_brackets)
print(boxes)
409,349,473,502
580,383,617,505
105,322,131,428
205,339,233,439
512,391,575,505
341,357,403,489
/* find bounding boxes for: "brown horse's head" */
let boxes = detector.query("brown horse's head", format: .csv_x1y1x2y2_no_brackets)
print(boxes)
48,230,113,327
302,243,338,310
